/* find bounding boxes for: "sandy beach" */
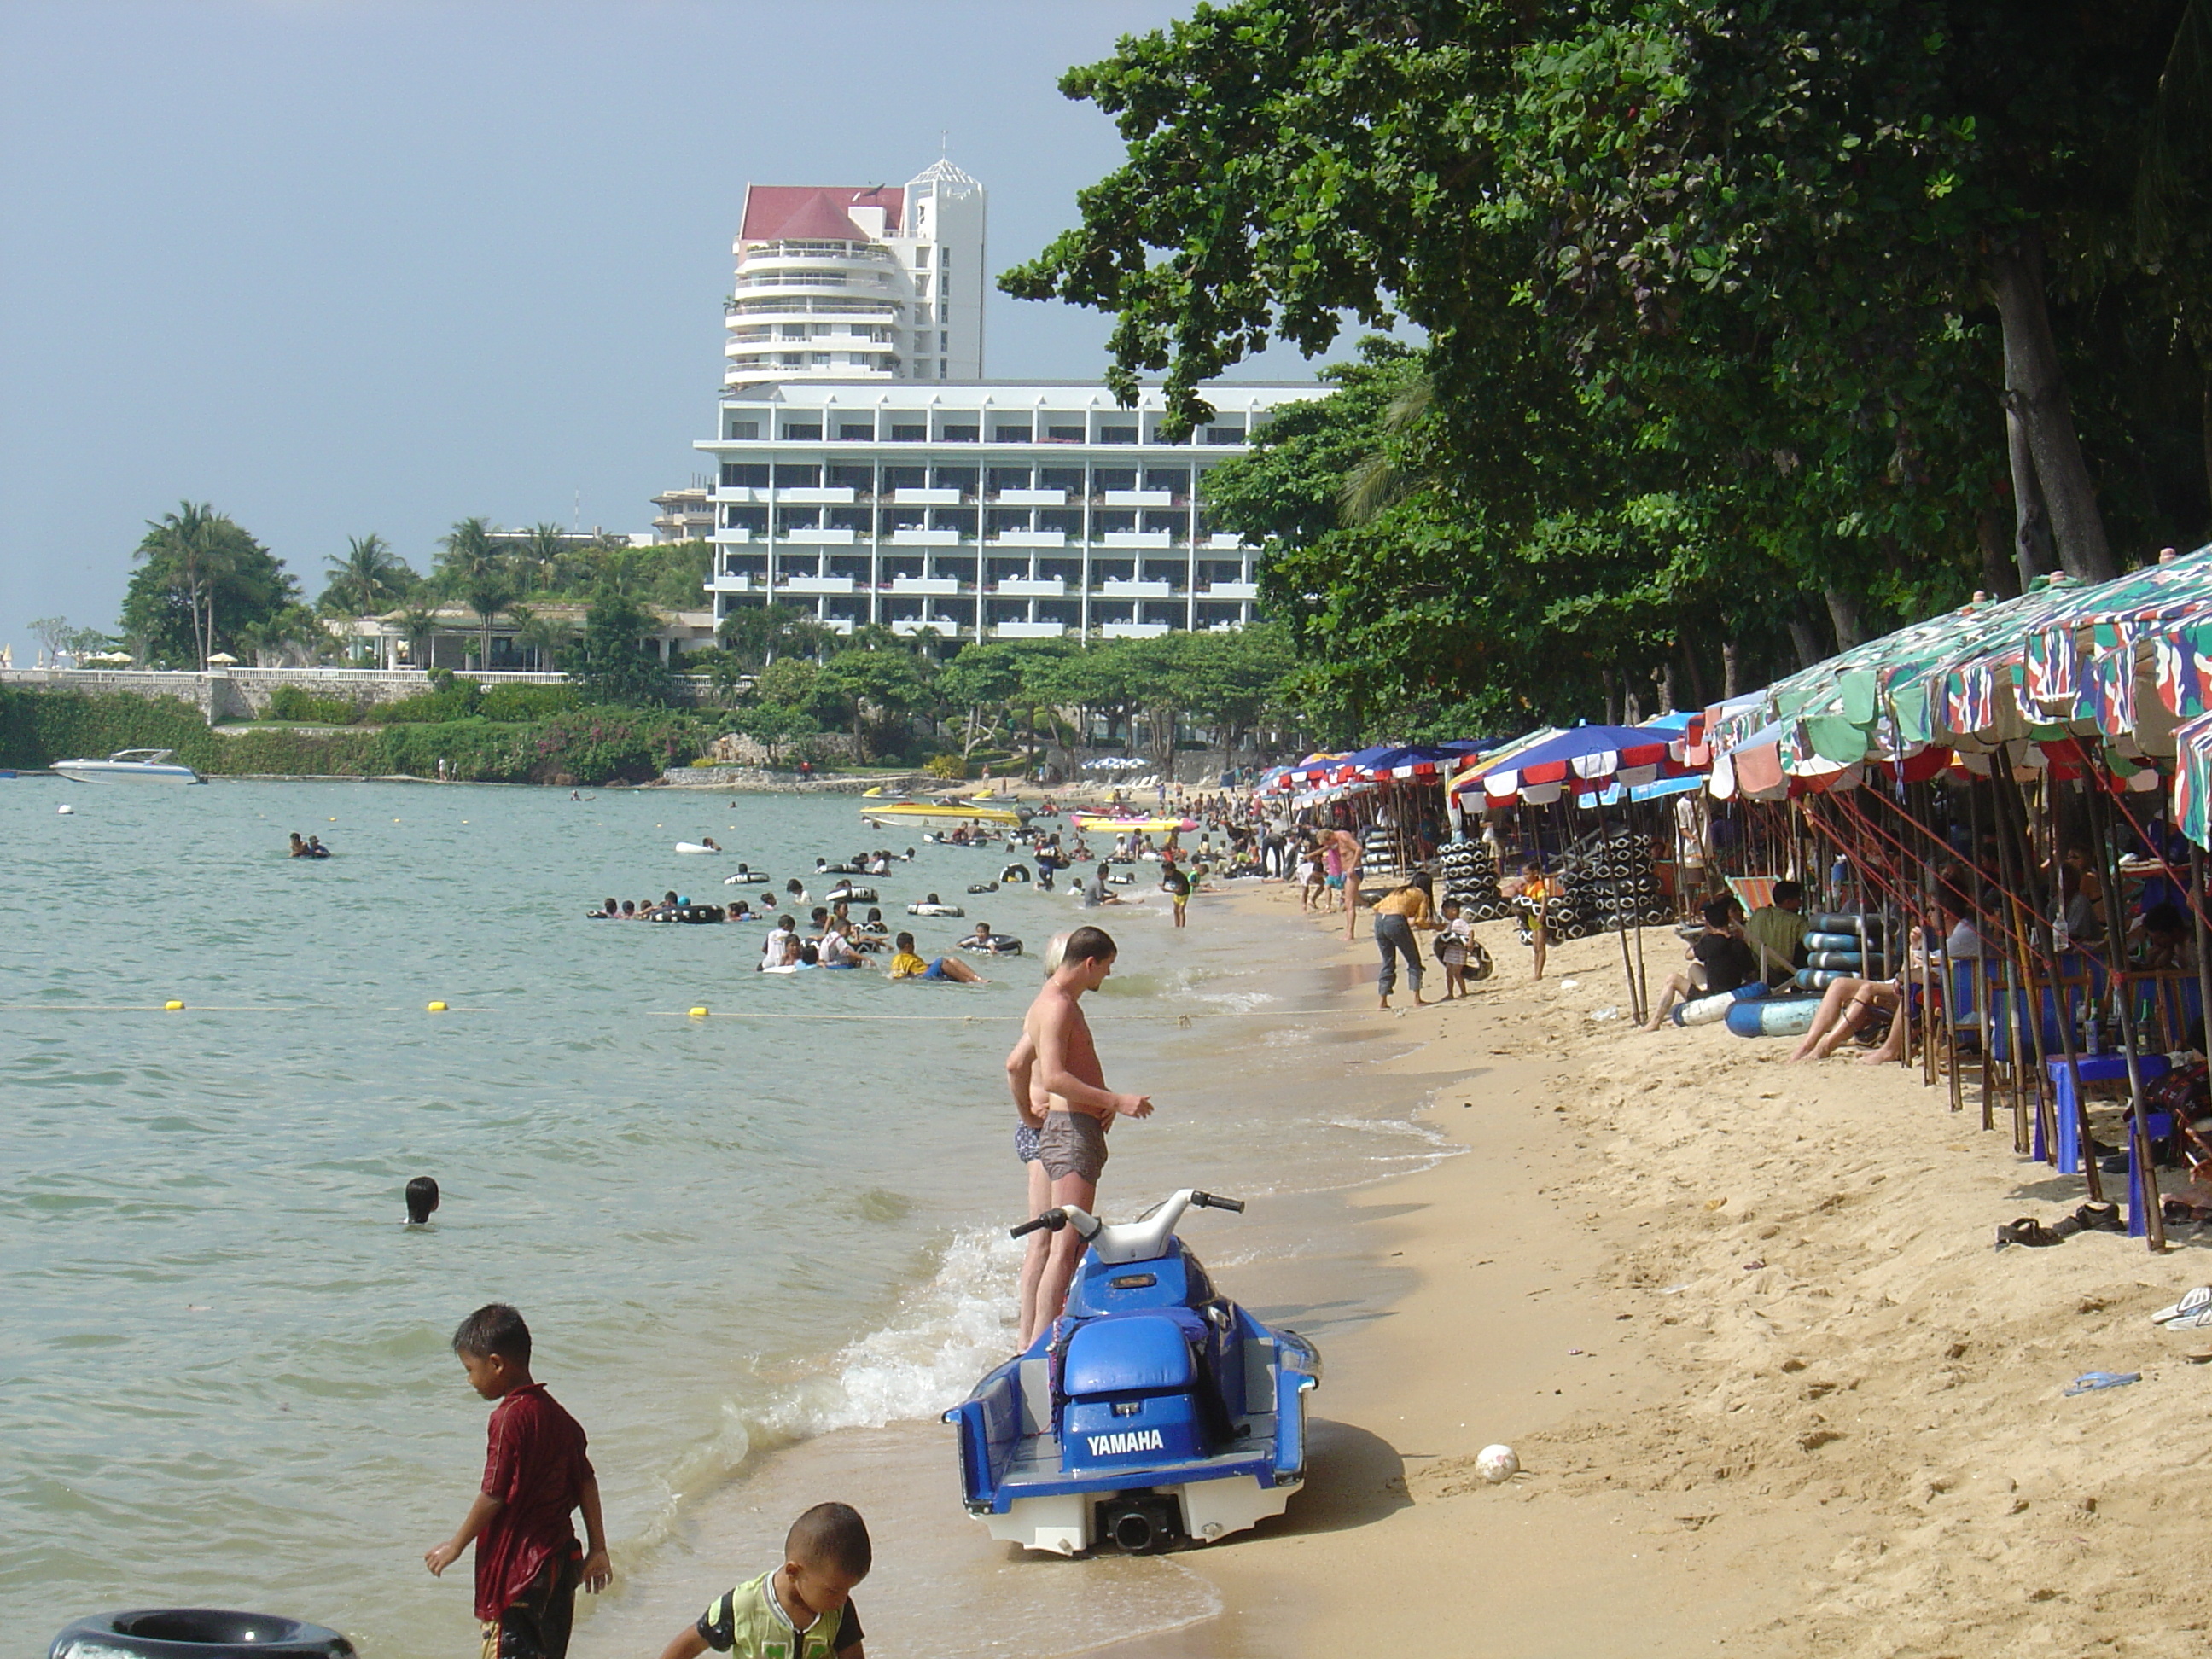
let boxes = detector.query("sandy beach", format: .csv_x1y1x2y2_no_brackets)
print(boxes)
1075,880,2212,1658
547,854,2212,1659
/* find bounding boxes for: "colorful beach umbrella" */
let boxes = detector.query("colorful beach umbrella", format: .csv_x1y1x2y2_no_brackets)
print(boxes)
1451,725,1697,806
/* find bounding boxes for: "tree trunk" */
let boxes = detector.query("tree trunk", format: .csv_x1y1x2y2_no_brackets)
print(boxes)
1976,502,2020,598
2202,368,2212,531
1721,637,1741,700
1677,640,1706,710
2005,405,2056,586
1786,607,1825,671
1600,667,1617,725
1988,233,2116,582
1824,588,1864,651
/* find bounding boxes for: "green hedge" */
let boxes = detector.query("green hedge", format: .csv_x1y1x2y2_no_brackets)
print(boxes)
265,686,364,724
477,682,585,722
0,688,715,787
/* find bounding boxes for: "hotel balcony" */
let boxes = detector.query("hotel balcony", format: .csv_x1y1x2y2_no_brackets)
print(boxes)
994,578,1067,597
718,487,773,504
777,575,856,595
1102,489,1175,508
1097,621,1173,639
711,527,755,543
889,528,962,545
889,487,963,504
986,530,1067,548
992,488,1067,506
1101,530,1175,549
995,621,1068,638
773,487,856,504
709,573,762,592
780,527,857,544
889,575,962,594
1202,580,1260,600
1101,578,1176,598
891,617,968,637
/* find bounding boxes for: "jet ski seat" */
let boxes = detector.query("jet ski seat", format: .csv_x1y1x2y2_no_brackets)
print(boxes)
1062,1313,1200,1395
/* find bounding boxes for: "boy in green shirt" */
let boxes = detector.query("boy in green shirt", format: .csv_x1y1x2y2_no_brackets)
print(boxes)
657,1503,869,1659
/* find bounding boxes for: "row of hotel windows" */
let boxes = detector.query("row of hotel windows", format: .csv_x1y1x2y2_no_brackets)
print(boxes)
719,418,1249,445
718,553,1250,583
718,463,1208,494
717,597,1253,630
721,508,1220,537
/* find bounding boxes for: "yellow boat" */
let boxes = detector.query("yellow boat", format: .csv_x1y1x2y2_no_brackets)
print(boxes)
1071,813,1197,834
859,800,1023,829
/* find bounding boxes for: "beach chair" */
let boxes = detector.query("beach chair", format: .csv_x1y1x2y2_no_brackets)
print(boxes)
1725,876,1779,916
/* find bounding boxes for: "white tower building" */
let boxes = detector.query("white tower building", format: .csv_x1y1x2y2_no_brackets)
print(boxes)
724,159,986,390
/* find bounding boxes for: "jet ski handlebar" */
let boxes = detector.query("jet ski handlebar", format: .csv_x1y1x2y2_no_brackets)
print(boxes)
1007,1187,1246,1259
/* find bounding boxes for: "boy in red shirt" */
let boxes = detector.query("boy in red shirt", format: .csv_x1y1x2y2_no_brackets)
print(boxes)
425,1303,611,1659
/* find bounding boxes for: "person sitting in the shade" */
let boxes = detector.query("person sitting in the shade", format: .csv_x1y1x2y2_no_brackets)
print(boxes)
1743,880,1809,987
1642,899,1762,1029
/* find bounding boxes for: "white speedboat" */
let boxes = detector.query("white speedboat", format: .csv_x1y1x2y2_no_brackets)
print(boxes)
51,748,206,784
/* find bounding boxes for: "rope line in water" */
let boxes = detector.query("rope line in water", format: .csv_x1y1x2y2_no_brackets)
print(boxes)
0,1003,1339,1023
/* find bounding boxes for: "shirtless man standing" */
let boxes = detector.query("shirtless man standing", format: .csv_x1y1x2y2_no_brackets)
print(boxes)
1326,826,1365,941
1025,925,1154,1332
1003,934,1068,1348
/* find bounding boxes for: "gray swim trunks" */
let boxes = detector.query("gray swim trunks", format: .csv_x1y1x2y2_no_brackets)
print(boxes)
1037,1109,1109,1183
1015,1122,1041,1164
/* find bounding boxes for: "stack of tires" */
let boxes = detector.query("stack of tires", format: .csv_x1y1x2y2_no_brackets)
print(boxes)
1438,838,1507,921
1793,912,1886,990
1574,831,1673,933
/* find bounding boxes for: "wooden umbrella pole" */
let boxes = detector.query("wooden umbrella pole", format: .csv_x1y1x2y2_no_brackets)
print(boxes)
1965,769,2000,1132
2037,771,2101,1202
2087,770,2167,1250
2195,842,2212,1063
1992,761,2059,1163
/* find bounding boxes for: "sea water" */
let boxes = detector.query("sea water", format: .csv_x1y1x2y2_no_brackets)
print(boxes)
0,778,1446,1657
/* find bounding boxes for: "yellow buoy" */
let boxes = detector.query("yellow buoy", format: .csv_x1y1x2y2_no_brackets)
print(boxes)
689,1005,710,1018
427,1001,448,1012
163,1000,184,1010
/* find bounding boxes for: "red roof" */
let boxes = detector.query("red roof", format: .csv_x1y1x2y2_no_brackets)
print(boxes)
740,183,903,242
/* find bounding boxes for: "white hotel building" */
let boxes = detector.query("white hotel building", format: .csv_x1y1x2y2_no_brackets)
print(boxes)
696,161,1314,640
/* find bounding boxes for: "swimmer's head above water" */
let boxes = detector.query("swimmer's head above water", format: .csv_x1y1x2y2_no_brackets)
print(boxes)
405,1175,440,1225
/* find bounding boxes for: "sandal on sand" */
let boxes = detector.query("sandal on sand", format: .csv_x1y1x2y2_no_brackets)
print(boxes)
2153,1284,2212,1324
1997,1216,2065,1247
2077,1202,2124,1234
2165,1302,2212,1331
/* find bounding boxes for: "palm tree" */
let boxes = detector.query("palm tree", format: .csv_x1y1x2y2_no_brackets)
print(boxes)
509,605,575,673
519,522,570,593
136,501,230,668
395,606,439,672
438,517,515,669
323,533,413,616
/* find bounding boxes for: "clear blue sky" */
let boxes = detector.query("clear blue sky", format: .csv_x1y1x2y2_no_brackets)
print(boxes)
0,1,1336,660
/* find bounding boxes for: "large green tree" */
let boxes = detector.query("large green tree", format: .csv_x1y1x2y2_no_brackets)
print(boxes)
319,533,417,617
123,503,300,668
434,517,516,669
1007,0,2210,731
568,592,676,706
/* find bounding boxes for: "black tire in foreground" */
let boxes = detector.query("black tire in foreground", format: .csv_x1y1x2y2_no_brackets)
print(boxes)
51,1610,354,1659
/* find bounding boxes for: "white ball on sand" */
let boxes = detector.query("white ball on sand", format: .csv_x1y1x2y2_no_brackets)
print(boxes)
57,804,74,815
1476,1443,1519,1483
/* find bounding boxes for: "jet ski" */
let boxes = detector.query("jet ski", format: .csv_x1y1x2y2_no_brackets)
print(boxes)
944,1188,1318,1556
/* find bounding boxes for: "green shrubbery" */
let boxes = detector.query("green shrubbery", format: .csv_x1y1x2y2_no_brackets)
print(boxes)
265,686,364,724
375,681,482,724
0,688,713,787
477,682,583,722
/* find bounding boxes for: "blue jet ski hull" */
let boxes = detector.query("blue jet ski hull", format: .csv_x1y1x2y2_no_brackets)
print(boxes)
944,1235,1318,1554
